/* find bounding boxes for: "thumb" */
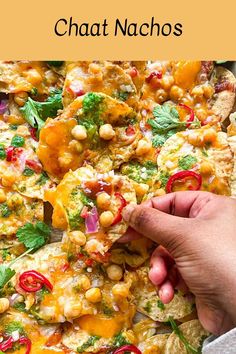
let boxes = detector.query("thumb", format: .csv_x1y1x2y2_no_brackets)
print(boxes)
122,204,194,255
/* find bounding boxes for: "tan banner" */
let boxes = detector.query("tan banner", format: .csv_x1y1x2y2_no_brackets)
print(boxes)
1,0,235,59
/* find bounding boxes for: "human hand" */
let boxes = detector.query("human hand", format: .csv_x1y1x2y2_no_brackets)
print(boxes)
121,191,236,335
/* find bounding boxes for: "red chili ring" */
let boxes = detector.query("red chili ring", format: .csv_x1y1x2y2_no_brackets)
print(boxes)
111,192,127,226
179,103,195,128
19,270,53,293
166,170,202,194
113,344,142,354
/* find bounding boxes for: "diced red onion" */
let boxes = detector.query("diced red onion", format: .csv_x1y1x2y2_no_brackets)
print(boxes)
85,207,99,234
0,100,8,115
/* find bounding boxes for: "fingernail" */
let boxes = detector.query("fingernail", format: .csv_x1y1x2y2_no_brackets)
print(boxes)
122,204,135,222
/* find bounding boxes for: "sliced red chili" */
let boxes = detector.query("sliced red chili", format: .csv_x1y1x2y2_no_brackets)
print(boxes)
145,70,162,83
25,159,42,174
19,337,32,354
0,336,14,351
179,103,194,128
19,270,53,292
111,192,127,226
29,127,38,141
126,125,135,136
166,171,202,194
0,336,31,354
113,344,142,354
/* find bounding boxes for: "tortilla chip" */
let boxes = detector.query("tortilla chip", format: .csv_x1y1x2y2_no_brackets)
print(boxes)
164,320,209,354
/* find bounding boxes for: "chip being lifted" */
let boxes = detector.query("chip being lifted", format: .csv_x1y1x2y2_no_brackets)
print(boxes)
46,165,137,255
38,92,141,180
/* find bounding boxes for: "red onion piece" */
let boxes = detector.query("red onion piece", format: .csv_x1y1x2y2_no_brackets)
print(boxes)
85,206,99,234
0,100,8,115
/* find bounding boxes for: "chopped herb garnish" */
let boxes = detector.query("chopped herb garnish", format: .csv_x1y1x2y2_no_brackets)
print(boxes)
178,155,197,170
113,332,130,347
23,167,35,176
9,124,18,130
115,91,129,101
30,87,38,96
80,192,95,207
4,321,25,336
1,249,10,261
77,335,100,353
0,265,16,289
157,299,165,310
121,160,157,183
11,135,25,147
0,145,6,160
159,171,170,188
36,172,49,186
0,203,11,218
36,286,50,301
12,302,27,312
144,301,152,313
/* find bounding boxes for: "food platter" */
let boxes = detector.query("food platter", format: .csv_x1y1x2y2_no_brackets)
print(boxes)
0,60,235,353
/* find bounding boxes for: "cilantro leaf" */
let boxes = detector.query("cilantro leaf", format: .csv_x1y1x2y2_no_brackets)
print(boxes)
178,155,197,170
148,104,200,147
0,265,16,289
16,222,50,251
169,317,198,353
20,89,62,134
159,171,170,188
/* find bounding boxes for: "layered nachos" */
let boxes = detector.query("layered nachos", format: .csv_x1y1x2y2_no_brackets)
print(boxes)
0,60,235,353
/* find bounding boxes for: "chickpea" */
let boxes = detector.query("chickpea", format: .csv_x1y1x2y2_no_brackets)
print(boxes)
169,85,184,101
1,171,16,187
85,287,102,303
136,139,152,156
200,162,213,175
195,108,208,122
112,283,130,298
69,140,83,153
106,264,123,281
71,125,87,140
26,68,42,86
99,124,115,140
203,84,214,99
64,301,81,319
78,275,91,290
203,128,217,144
97,192,111,210
155,89,168,103
0,189,6,203
58,152,73,168
187,132,204,147
161,75,174,90
191,86,204,97
134,183,149,197
99,211,114,228
0,298,9,314
68,231,86,246
14,92,28,107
